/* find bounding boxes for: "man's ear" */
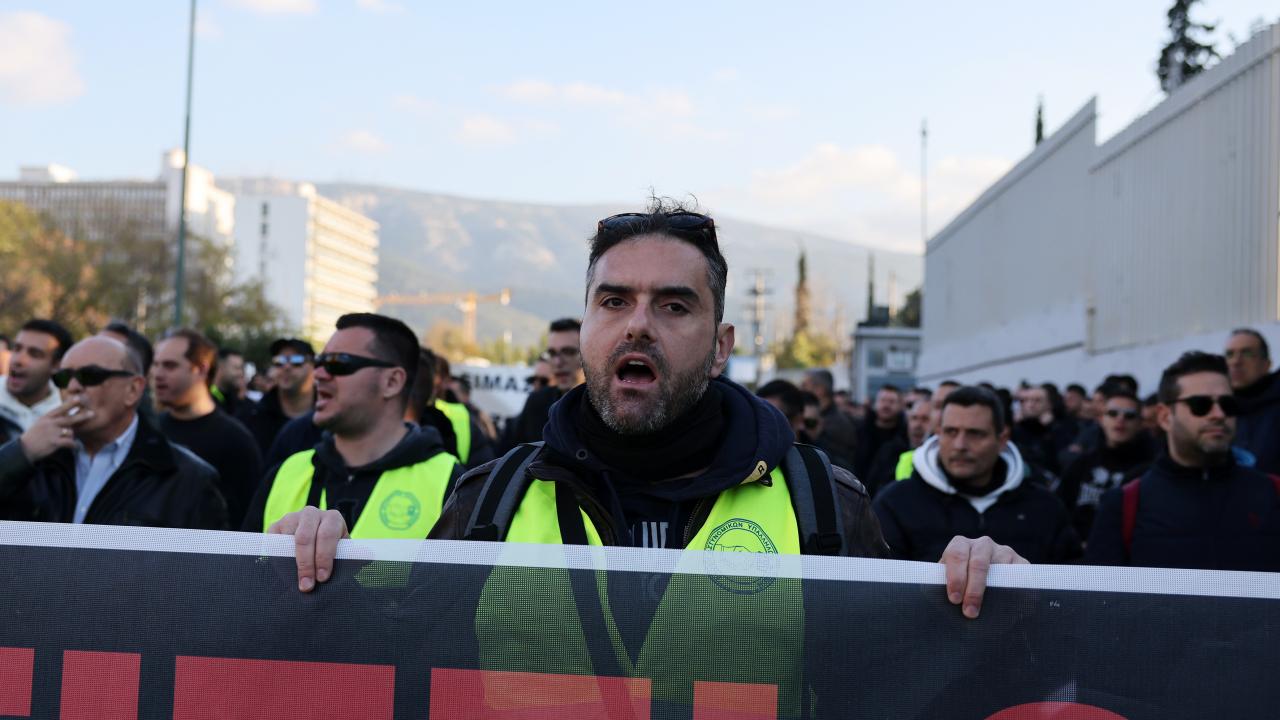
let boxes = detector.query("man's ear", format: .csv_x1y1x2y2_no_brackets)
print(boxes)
1158,403,1174,434
709,323,735,379
384,367,407,400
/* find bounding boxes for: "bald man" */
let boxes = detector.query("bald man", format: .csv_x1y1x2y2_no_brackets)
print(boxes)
0,336,227,529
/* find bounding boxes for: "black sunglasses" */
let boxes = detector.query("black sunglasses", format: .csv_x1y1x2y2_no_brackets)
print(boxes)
52,365,135,389
597,211,717,241
1172,395,1240,418
314,352,397,377
1104,408,1140,420
272,353,312,368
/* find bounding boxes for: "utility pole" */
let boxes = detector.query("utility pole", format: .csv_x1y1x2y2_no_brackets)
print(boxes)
746,269,771,358
920,118,928,246
173,0,197,327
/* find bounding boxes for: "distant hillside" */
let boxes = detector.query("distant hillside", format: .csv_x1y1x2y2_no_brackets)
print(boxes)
315,183,923,348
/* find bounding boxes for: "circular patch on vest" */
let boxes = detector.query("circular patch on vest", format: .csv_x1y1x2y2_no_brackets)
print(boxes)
704,517,779,595
379,490,422,531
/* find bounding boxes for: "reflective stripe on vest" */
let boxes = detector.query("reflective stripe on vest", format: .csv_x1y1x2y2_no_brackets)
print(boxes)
435,400,472,465
895,449,915,481
475,466,804,715
262,449,456,539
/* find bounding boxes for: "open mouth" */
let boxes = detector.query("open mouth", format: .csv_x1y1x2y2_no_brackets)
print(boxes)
614,355,658,386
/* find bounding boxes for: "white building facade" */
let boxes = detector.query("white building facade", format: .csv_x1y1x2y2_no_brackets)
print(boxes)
0,150,234,248
920,24,1280,392
223,179,379,343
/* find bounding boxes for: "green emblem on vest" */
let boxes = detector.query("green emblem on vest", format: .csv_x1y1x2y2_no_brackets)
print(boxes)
379,490,422,530
704,517,779,595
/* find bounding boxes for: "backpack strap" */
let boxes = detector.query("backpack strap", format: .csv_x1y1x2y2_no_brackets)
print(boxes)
783,444,847,556
462,442,544,541
1121,478,1141,557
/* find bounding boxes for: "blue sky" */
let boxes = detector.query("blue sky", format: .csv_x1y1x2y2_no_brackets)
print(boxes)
2,0,1276,252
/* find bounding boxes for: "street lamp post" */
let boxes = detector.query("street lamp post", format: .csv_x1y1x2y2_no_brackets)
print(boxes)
174,0,197,328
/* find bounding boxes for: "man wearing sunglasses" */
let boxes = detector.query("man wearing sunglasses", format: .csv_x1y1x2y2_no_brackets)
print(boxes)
499,318,585,452
1057,384,1156,541
0,336,227,529
250,314,461,545
1086,351,1280,569
237,338,316,458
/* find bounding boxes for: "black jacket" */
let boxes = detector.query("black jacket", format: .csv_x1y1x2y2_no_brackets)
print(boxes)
0,414,228,529
1084,454,1280,570
264,410,324,470
1056,437,1154,540
243,423,459,532
864,435,910,498
430,378,892,557
1235,370,1280,475
498,386,564,454
873,437,1081,563
237,388,305,458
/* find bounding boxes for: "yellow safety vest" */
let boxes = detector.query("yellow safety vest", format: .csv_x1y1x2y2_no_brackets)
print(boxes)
435,399,472,465
475,465,806,716
262,449,457,539
895,449,915,481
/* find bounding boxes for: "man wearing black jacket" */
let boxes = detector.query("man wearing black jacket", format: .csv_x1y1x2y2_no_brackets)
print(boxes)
1086,351,1280,570
0,336,226,529
874,386,1081,564
1057,384,1154,541
1226,328,1280,474
499,318,584,452
277,202,1025,623
237,338,315,457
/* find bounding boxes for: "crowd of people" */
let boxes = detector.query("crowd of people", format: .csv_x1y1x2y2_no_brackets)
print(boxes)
0,201,1273,627
754,328,1280,570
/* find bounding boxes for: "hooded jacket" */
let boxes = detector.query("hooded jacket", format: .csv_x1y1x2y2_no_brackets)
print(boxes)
430,377,891,557
1234,370,1280,475
0,379,61,432
242,423,459,532
0,413,228,529
872,435,1081,563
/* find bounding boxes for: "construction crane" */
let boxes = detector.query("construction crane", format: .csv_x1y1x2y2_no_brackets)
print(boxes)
375,289,511,346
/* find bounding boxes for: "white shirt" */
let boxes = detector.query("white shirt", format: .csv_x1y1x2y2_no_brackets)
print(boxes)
72,415,139,524
0,379,61,431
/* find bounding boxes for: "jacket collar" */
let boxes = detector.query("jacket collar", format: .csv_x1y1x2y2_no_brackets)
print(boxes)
47,412,177,476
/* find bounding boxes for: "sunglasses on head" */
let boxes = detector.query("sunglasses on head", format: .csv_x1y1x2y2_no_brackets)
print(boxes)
1104,408,1140,420
52,365,135,389
1172,395,1240,417
597,211,717,241
272,353,312,368
314,352,397,377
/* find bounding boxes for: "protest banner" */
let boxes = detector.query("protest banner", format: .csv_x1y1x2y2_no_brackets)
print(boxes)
0,521,1275,719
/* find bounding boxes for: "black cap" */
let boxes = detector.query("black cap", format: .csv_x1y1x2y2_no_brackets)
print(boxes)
269,338,315,357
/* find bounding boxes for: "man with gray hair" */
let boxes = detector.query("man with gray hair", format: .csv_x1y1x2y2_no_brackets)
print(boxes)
0,335,227,528
801,368,858,471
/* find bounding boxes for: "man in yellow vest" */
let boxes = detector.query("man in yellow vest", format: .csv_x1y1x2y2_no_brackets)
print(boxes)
251,314,460,569
272,202,1027,710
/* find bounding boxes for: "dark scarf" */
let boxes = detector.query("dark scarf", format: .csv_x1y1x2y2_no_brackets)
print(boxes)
948,458,1010,497
574,382,726,481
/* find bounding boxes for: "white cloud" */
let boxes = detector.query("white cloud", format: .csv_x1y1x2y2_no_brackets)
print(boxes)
0,12,84,106
708,143,1012,253
356,0,405,14
561,82,627,106
225,0,316,15
339,129,389,153
391,93,435,116
456,115,515,145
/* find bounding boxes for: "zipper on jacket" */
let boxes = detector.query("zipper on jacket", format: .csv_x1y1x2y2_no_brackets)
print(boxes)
682,496,713,548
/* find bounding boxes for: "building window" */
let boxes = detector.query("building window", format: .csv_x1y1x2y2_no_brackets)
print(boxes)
260,202,269,218
260,222,269,236
868,349,886,368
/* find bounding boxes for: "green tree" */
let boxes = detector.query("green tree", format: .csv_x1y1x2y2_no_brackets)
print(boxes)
893,287,922,328
773,330,837,369
1157,0,1219,93
0,201,106,336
